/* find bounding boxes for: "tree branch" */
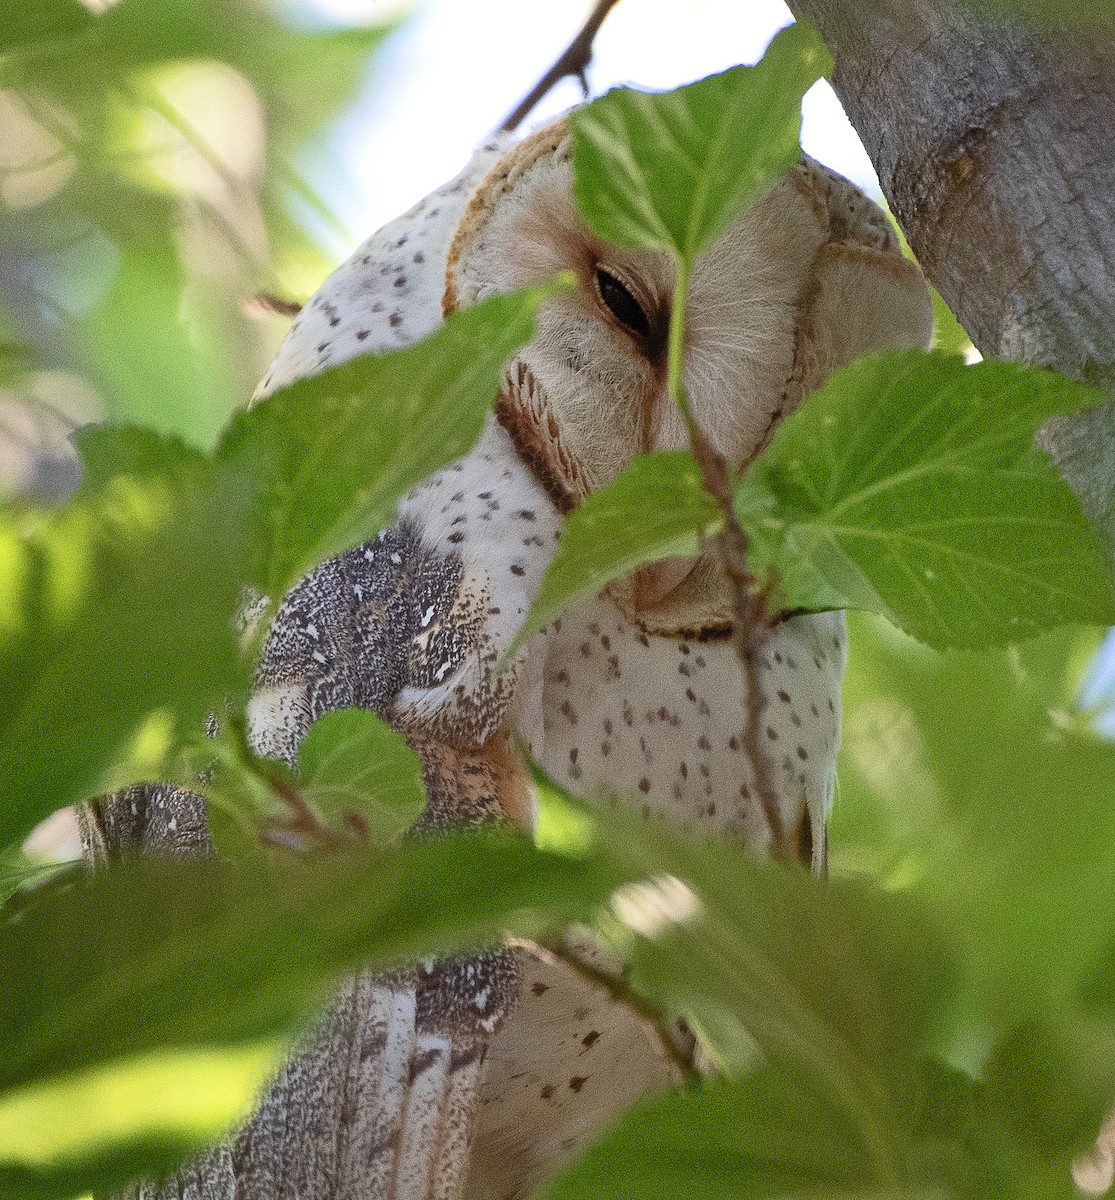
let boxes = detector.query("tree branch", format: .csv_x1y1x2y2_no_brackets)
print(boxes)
498,0,625,132
784,0,1115,576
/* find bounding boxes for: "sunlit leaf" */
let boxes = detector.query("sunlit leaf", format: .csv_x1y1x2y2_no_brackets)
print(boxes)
738,352,1113,647
219,283,565,597
0,1044,279,1200
0,832,618,1093
571,22,830,258
0,466,251,849
930,288,972,356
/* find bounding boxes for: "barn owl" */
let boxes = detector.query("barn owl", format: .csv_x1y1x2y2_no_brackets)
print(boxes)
88,110,932,1200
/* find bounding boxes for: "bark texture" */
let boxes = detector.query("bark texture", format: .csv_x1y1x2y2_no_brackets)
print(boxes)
786,0,1115,567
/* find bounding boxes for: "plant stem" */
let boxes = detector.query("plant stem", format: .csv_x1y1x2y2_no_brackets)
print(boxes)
666,255,791,864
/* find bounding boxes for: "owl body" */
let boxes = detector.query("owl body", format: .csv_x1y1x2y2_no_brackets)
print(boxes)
235,110,933,1200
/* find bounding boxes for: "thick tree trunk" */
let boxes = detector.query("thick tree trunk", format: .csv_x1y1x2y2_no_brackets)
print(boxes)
786,0,1115,568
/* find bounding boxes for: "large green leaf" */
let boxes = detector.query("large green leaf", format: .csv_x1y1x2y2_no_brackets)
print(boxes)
218,283,563,598
0,834,617,1094
516,354,1110,653
0,466,250,850
570,22,830,258
740,352,1113,647
512,451,716,653
0,831,622,1197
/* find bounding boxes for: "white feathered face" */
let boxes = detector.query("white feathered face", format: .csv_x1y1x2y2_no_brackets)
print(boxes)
445,119,933,516
442,119,933,630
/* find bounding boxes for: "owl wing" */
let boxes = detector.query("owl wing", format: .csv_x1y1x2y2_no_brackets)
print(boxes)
83,525,531,1200
83,139,548,1200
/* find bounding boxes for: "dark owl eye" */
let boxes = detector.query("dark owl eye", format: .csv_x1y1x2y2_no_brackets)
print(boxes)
595,267,651,338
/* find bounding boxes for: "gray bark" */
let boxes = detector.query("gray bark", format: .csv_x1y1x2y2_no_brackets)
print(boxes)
786,0,1115,569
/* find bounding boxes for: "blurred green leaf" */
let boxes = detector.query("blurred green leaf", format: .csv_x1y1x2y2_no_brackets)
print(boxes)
219,283,564,598
835,616,1115,1024
571,22,830,258
982,1021,1115,1176
738,352,1113,647
546,791,955,1171
297,708,425,841
0,1044,279,1200
79,237,239,446
513,452,715,653
0,465,251,850
0,340,32,385
0,0,93,57
545,1070,885,1200
0,831,620,1098
74,424,210,494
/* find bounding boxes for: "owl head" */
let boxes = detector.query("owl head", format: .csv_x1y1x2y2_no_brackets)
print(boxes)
444,118,933,632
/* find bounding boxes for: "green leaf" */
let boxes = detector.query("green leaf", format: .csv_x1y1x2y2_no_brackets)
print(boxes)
79,236,240,447
571,22,830,258
982,1021,1115,1175
544,789,955,1172
835,615,1115,1023
0,340,32,385
219,283,564,598
74,424,210,495
0,834,617,1094
545,1070,885,1200
930,288,972,356
0,831,622,1196
0,467,251,849
297,708,426,841
0,0,92,56
513,452,716,652
0,1044,279,1200
739,352,1114,648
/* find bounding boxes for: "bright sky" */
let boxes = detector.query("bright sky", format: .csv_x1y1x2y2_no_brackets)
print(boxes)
302,0,881,245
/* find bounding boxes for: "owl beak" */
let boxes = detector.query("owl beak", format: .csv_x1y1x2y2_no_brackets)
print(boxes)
627,556,699,609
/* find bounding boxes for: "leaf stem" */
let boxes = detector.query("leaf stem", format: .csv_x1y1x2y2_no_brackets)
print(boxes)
666,255,792,864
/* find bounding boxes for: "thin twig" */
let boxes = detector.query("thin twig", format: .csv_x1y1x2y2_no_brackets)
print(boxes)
244,292,304,320
498,0,625,133
665,264,791,864
513,936,700,1083
686,429,789,864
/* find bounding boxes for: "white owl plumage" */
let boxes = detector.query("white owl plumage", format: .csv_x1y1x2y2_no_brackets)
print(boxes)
92,112,932,1200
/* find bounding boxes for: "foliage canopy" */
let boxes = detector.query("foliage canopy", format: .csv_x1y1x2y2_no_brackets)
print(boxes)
1,5,1113,1200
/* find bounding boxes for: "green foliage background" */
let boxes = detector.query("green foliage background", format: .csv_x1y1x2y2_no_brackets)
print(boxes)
2,4,1114,1200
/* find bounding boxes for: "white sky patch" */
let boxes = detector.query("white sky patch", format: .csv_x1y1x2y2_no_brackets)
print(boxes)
297,0,880,242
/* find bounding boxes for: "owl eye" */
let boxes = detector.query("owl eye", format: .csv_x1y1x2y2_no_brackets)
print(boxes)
595,267,651,339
